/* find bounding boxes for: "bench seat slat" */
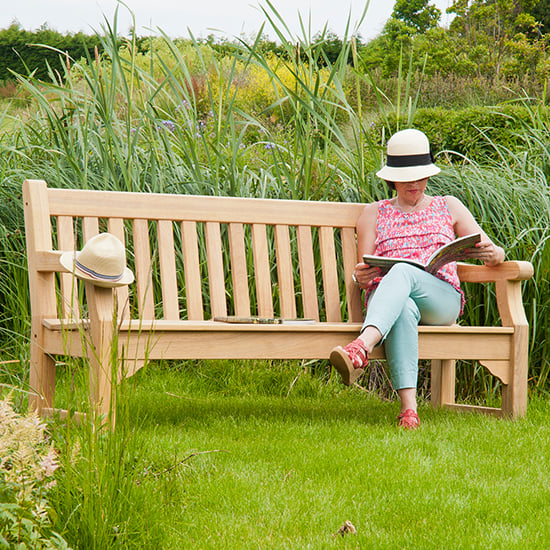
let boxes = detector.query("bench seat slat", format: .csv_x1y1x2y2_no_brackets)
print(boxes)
42,318,514,362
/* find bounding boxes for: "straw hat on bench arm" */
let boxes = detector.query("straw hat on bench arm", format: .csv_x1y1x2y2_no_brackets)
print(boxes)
60,232,134,288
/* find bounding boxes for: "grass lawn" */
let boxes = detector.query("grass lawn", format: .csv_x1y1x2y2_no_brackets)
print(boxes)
44,360,550,549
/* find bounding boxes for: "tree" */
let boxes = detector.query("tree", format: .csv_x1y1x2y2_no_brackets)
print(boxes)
447,0,549,77
392,0,442,34
0,23,103,81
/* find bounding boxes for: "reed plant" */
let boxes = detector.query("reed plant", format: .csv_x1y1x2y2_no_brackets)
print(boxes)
0,3,549,390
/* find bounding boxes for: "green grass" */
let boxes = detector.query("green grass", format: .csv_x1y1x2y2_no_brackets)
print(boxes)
40,360,550,549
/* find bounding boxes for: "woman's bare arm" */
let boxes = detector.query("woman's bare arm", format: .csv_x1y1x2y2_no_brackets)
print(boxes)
445,195,505,266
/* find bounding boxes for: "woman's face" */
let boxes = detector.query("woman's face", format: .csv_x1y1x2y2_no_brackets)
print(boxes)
393,178,428,204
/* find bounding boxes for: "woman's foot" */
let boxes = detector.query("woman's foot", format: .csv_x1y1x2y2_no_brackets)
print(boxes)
329,339,368,385
397,409,420,430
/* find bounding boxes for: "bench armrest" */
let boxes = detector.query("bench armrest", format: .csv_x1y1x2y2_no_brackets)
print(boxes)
457,260,534,283
457,260,533,328
34,250,64,271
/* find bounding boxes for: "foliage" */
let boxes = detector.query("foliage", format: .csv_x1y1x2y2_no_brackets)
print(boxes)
0,22,104,82
0,395,70,548
380,103,547,160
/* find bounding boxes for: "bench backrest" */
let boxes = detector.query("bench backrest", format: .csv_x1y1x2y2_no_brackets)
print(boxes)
24,179,366,325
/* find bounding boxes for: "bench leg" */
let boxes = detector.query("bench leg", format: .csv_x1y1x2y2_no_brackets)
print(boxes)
28,325,56,413
431,359,456,408
500,326,529,418
85,284,117,425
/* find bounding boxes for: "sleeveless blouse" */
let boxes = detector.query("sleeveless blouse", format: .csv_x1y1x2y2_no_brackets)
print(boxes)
368,196,464,312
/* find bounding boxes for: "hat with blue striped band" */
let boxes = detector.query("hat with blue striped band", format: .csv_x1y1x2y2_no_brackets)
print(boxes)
60,233,134,288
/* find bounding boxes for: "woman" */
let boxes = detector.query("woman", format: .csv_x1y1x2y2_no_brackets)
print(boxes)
330,129,505,429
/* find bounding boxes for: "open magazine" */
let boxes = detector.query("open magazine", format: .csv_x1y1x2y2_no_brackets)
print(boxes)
213,316,316,325
362,233,481,275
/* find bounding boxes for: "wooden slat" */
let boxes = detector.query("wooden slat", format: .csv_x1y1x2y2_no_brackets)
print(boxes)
107,217,130,321
46,187,365,227
274,225,296,319
319,226,341,322
181,221,203,320
205,222,227,318
252,223,273,318
296,226,319,321
82,217,99,240
56,215,79,320
228,223,251,316
157,220,179,320
132,219,155,319
341,227,363,322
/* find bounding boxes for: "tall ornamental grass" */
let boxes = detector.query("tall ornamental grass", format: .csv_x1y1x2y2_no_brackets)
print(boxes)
0,3,548,392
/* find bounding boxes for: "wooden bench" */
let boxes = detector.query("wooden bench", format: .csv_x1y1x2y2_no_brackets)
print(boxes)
23,179,534,421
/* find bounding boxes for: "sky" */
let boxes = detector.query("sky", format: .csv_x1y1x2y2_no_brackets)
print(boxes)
0,0,455,41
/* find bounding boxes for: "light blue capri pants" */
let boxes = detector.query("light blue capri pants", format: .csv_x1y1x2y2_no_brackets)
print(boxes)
362,263,462,390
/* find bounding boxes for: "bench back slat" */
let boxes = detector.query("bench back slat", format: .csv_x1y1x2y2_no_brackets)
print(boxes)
107,217,131,321
252,223,274,318
274,225,297,319
341,227,363,323
205,221,227,318
181,221,204,320
56,215,80,320
133,219,155,319
319,226,342,322
228,223,251,317
297,226,320,321
158,220,180,321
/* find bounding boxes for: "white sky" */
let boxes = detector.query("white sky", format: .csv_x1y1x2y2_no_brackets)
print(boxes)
0,0,455,41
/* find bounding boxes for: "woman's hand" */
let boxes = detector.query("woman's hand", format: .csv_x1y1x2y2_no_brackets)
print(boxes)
353,262,382,289
466,239,505,266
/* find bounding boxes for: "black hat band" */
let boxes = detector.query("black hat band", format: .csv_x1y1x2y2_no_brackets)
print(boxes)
386,152,434,168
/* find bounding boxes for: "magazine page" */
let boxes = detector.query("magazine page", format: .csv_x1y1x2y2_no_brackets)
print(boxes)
361,255,426,274
425,233,481,275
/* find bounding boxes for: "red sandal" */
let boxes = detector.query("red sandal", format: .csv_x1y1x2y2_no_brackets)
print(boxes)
397,409,420,430
329,339,368,386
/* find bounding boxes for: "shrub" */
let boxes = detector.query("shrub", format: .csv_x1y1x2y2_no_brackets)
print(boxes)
377,104,546,161
0,395,70,549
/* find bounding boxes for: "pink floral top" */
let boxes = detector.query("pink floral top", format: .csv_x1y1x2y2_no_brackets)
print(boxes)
367,196,464,312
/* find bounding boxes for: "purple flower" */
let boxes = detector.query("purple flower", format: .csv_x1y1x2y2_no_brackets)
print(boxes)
161,120,176,132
